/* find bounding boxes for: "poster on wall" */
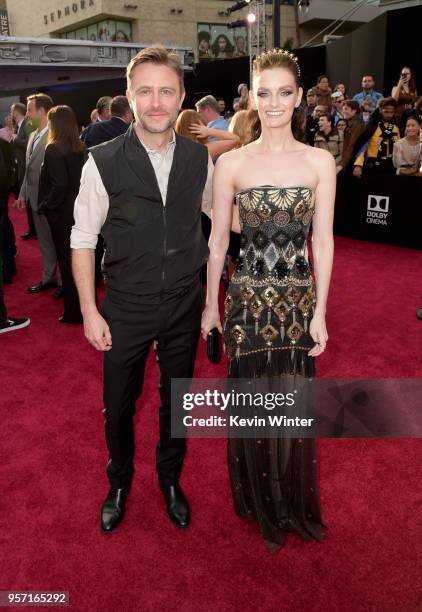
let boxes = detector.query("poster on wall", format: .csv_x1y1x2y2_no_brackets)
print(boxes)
198,23,247,61
66,20,132,42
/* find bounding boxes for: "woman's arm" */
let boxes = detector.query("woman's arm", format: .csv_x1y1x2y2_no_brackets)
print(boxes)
201,152,237,339
206,139,238,161
308,148,336,357
190,123,240,143
392,140,401,169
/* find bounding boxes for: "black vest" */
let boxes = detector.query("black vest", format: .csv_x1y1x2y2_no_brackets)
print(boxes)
90,124,209,305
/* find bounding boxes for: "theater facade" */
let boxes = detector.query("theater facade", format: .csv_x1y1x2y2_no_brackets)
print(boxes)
3,0,297,62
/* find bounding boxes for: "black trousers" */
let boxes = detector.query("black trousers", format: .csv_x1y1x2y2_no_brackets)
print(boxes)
45,207,81,320
101,280,203,490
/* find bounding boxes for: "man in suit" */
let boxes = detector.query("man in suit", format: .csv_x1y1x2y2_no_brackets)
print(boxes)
11,102,36,239
0,138,30,333
80,96,112,147
14,94,58,293
80,95,132,148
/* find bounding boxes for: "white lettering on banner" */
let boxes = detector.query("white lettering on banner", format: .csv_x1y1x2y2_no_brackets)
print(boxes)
44,0,94,24
366,194,390,227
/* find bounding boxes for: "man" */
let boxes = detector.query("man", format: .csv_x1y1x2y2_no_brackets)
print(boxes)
196,95,228,141
71,46,210,533
81,95,131,149
314,113,343,166
353,97,400,177
0,137,30,333
353,75,383,108
14,94,58,293
331,91,345,126
80,96,112,147
315,75,332,110
11,102,36,240
307,104,329,146
305,87,318,116
216,97,226,115
336,99,365,174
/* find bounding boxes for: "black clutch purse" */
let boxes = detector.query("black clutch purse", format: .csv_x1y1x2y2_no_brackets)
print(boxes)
207,327,222,363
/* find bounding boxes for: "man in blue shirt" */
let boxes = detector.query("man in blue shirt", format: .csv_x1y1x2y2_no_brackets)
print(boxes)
353,75,383,108
195,95,228,141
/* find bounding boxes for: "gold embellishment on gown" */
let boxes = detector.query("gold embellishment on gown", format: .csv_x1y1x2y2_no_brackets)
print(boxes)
260,324,278,343
261,286,279,307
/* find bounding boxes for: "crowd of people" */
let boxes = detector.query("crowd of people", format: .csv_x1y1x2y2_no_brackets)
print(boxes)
0,64,421,336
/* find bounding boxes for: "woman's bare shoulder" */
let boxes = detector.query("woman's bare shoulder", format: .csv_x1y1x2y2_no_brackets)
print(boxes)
215,144,252,171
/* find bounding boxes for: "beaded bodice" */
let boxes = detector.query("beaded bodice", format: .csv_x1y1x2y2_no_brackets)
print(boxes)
232,185,315,287
224,186,317,365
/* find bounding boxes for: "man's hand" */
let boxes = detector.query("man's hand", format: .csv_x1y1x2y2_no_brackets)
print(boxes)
83,308,112,351
13,197,26,210
353,165,362,178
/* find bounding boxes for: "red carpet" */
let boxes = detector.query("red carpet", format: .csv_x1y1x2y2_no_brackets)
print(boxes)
1,206,421,611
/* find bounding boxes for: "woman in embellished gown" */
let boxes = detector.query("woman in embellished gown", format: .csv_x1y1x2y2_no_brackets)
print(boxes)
201,49,336,551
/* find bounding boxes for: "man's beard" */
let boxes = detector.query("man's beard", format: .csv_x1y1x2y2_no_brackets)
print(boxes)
139,112,177,134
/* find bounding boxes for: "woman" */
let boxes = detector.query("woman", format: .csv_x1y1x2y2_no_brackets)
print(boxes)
201,49,335,551
176,109,240,161
392,114,421,176
211,34,234,60
333,83,347,98
391,66,418,133
38,105,86,323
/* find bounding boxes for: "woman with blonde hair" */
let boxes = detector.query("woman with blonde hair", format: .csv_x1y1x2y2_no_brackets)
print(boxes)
201,49,335,551
176,109,239,161
228,109,250,146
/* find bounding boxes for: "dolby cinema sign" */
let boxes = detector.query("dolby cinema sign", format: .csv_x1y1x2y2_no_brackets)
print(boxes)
366,194,390,226
44,0,95,25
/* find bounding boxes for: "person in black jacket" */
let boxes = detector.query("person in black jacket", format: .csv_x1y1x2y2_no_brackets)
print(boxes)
71,46,210,534
0,138,30,333
80,95,132,148
38,106,86,323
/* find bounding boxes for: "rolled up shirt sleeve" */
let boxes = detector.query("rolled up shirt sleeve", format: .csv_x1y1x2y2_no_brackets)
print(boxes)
70,153,109,249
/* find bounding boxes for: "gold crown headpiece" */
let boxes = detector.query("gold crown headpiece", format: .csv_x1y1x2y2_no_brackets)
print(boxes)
256,48,301,78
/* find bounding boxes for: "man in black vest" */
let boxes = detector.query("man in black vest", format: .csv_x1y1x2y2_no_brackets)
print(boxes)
71,46,209,533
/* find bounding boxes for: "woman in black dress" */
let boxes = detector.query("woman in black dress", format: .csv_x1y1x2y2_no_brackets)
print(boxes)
202,49,335,551
38,105,86,323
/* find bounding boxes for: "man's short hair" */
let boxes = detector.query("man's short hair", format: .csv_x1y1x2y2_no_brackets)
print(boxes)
378,97,397,109
26,93,54,113
307,88,318,96
126,45,184,92
96,96,112,114
318,113,332,121
11,102,27,116
342,99,360,113
195,95,219,114
110,95,131,117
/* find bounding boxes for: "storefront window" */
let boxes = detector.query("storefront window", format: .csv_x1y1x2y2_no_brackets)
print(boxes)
63,19,132,42
198,23,247,61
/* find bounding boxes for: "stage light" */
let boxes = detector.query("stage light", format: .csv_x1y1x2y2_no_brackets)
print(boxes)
227,0,251,14
247,12,256,23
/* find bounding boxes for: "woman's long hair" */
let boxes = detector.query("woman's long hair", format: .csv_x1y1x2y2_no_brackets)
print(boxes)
400,66,417,94
175,109,207,144
247,49,307,143
47,105,85,154
229,110,250,147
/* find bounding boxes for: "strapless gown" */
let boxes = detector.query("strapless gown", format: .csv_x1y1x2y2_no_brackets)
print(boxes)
223,185,327,551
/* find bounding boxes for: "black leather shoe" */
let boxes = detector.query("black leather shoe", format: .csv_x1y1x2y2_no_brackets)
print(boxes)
161,483,190,528
100,488,128,533
27,280,58,293
21,232,36,240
